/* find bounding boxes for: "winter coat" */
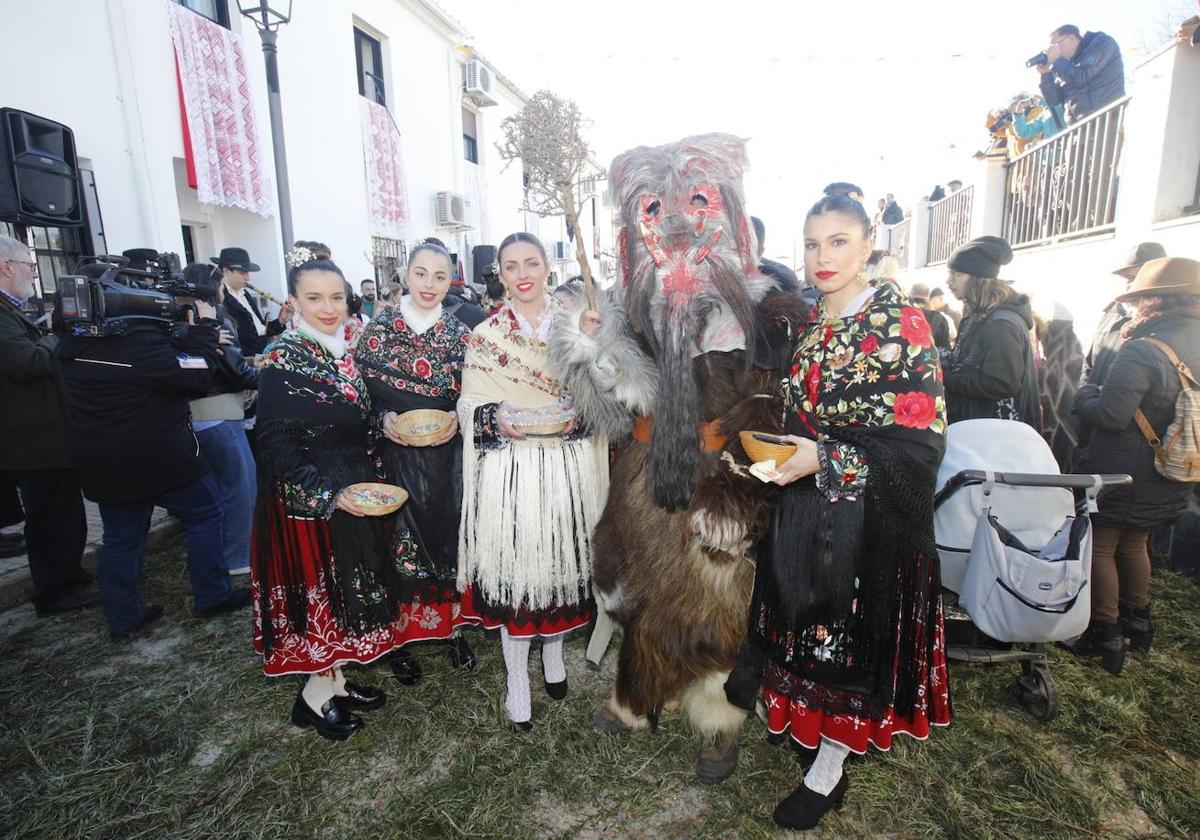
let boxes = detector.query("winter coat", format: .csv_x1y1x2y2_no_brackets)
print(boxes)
942,293,1040,430
1075,314,1200,529
1083,299,1131,386
881,202,904,225
57,322,227,504
1038,31,1125,125
0,295,72,471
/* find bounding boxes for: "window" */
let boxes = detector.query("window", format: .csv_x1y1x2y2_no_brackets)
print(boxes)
371,236,407,285
355,28,386,106
1,221,86,297
174,0,230,27
462,107,478,164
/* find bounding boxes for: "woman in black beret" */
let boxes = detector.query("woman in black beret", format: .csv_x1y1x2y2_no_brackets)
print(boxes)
941,236,1041,430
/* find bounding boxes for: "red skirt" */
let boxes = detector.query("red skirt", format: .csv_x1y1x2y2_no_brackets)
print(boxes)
763,608,952,754
458,585,592,639
252,513,476,677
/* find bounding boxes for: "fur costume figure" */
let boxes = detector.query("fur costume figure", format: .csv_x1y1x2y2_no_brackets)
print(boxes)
549,133,809,782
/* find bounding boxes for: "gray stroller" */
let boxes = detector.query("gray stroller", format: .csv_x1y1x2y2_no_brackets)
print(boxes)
934,419,1131,721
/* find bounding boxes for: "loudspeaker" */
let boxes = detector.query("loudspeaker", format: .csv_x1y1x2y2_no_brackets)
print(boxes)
472,244,497,284
0,108,83,227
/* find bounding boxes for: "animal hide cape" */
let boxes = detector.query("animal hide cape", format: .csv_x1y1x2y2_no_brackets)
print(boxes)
549,133,809,730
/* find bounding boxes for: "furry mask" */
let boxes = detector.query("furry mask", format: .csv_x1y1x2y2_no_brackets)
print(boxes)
610,133,765,510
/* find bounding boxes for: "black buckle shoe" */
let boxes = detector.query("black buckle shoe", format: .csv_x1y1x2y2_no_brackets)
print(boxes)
389,649,423,685
338,681,386,712
291,692,363,741
544,677,568,701
773,773,848,830
448,634,478,670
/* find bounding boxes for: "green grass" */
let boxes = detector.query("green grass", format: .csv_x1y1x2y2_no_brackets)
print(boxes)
1,529,1197,838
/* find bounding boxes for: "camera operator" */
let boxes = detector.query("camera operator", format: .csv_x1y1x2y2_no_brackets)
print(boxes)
1033,24,1124,126
182,264,259,578
57,262,252,641
213,247,292,354
0,235,100,616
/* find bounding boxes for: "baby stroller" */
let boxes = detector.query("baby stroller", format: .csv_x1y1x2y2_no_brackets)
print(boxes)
934,419,1131,721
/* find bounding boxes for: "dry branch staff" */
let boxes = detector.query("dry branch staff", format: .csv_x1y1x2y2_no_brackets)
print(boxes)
456,232,609,732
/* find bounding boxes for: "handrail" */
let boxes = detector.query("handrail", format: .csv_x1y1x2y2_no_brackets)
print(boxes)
1005,94,1132,167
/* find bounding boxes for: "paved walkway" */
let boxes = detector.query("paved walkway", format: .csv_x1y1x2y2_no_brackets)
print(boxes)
0,502,171,605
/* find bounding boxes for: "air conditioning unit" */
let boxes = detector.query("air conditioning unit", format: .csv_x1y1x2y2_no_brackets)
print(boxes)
435,191,472,228
552,240,570,261
464,59,498,108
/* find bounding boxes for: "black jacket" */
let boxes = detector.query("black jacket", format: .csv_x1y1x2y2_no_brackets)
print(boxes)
223,287,285,355
1039,31,1125,125
443,294,486,330
881,202,903,225
1083,299,1130,386
57,322,228,504
943,293,1040,430
921,306,953,352
1075,314,1200,529
0,296,72,471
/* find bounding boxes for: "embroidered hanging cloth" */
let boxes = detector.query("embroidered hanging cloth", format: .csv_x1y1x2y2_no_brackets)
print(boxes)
359,98,410,238
167,2,274,217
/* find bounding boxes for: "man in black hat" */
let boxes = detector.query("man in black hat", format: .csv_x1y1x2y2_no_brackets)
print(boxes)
213,247,291,354
1083,242,1167,387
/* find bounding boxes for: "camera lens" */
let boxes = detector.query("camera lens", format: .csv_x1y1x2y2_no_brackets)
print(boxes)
1025,51,1049,68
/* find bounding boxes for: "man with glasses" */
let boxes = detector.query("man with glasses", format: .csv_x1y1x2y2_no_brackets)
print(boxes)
1035,24,1124,126
0,234,99,615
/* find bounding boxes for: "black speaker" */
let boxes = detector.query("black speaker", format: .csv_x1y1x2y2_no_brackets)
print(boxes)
0,108,83,227
472,244,497,284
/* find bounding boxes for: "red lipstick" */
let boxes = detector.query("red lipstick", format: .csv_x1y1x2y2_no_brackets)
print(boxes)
815,270,838,281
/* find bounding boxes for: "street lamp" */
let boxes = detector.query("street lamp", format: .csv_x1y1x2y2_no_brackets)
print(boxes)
237,0,295,257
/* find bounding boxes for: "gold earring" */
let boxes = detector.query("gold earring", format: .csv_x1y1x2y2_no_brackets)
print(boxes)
857,268,869,285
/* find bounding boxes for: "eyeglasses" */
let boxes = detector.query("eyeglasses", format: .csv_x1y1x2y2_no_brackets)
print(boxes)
5,258,37,269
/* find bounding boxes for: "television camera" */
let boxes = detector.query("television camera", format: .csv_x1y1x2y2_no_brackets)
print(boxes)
56,251,203,336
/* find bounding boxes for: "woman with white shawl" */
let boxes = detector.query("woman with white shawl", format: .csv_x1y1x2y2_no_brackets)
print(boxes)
457,233,608,731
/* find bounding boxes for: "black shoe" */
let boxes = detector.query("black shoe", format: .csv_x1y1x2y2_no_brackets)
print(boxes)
447,634,478,670
110,604,164,642
510,720,533,733
34,585,104,617
773,773,849,830
1119,602,1155,654
0,532,25,558
337,681,386,712
291,692,363,741
193,586,252,618
389,649,423,685
545,678,568,700
1057,621,1126,676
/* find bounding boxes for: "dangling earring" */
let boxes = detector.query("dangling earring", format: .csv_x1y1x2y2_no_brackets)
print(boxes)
857,268,869,286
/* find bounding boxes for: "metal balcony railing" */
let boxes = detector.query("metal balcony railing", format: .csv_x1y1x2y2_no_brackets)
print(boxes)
927,186,974,264
1003,96,1129,248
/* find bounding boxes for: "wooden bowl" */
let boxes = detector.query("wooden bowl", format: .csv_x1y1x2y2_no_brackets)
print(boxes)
344,482,409,516
514,419,570,436
395,409,453,447
739,430,797,465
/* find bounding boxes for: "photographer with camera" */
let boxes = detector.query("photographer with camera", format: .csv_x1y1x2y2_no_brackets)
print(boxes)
0,235,100,616
1031,24,1124,126
57,260,251,640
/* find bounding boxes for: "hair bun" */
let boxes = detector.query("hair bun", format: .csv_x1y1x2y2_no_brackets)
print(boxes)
293,240,332,261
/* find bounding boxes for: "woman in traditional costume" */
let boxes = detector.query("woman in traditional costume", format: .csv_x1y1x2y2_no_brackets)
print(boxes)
355,242,478,684
457,232,608,731
252,247,423,741
749,194,951,829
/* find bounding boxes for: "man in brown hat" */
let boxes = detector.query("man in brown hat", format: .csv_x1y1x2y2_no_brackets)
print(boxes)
1082,242,1167,387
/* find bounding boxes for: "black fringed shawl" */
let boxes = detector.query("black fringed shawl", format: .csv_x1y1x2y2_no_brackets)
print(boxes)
252,330,420,654
749,284,947,719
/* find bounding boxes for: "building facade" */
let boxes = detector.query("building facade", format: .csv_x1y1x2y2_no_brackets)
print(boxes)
1,0,614,300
